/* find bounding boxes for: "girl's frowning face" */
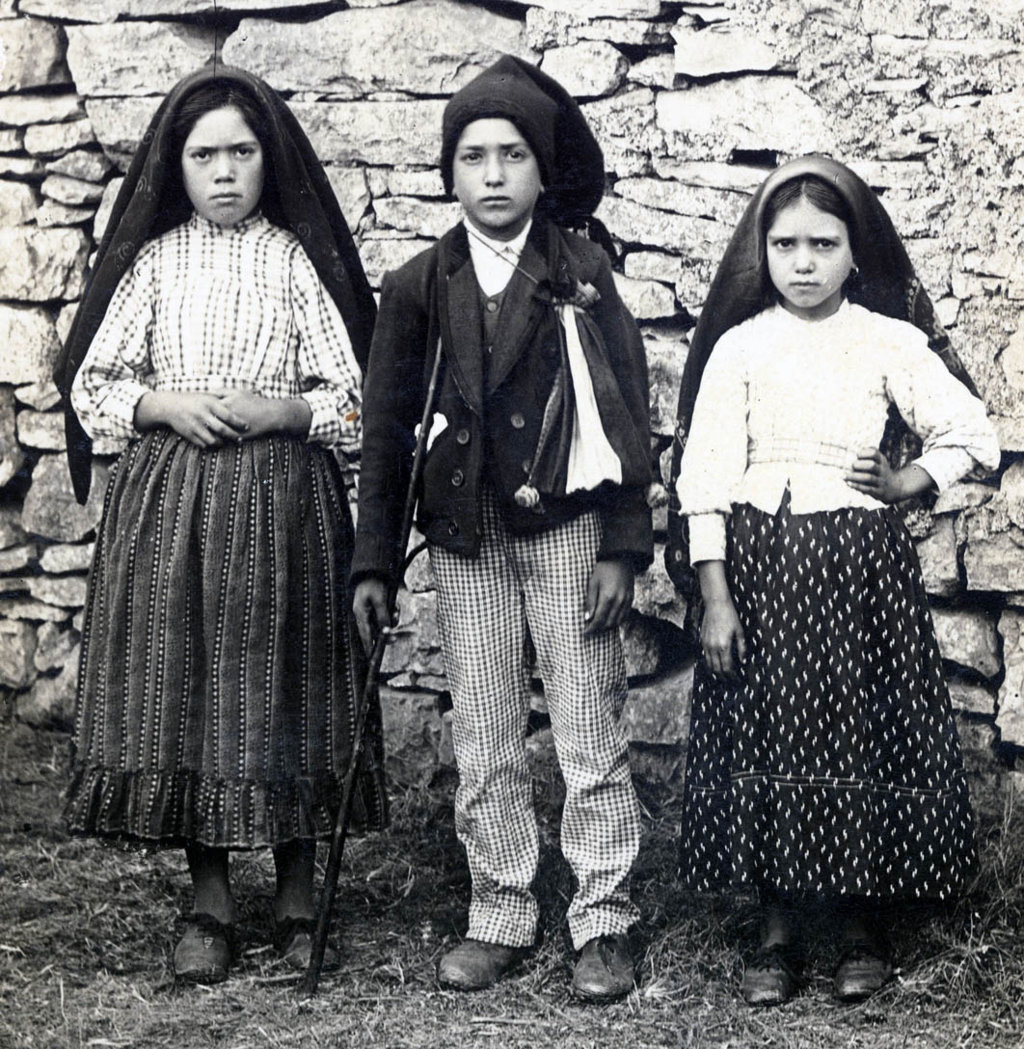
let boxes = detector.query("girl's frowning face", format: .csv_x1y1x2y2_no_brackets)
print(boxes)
765,196,854,321
181,105,264,227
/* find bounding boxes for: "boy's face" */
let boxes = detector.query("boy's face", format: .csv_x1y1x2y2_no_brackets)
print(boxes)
452,118,543,242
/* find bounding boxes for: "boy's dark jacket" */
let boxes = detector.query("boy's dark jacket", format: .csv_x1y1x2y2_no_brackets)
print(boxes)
352,217,653,585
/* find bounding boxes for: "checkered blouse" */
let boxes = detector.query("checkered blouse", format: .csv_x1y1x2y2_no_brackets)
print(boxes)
71,212,362,450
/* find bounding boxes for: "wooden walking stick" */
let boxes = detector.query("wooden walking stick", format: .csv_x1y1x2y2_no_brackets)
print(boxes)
303,336,445,995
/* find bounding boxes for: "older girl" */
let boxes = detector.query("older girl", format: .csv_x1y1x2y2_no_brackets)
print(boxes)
670,156,999,1005
55,67,386,983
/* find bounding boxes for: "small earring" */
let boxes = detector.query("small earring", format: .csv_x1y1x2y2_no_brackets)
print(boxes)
850,264,860,277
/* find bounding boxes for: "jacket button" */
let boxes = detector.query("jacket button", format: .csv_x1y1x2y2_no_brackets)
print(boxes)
510,412,525,429
451,468,465,486
447,521,460,536
522,459,531,473
456,428,470,445
485,298,499,313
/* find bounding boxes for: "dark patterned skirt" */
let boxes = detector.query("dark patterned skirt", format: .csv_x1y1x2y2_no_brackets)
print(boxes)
65,431,388,849
680,498,976,899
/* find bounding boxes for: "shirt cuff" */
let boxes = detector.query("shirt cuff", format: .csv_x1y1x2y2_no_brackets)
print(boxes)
301,389,361,451
913,448,977,491
688,513,727,564
72,380,150,440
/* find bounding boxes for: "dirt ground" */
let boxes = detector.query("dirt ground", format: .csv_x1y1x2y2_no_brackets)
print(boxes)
1,721,1022,1049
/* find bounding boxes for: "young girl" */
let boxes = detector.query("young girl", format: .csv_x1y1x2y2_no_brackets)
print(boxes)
54,67,387,983
670,155,999,1005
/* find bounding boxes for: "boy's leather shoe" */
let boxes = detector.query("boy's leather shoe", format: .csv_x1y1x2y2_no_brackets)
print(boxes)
833,940,893,1001
173,913,233,984
741,943,802,1006
438,939,527,990
571,933,634,1002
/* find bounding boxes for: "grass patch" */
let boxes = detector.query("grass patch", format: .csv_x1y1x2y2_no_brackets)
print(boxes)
2,722,1022,1048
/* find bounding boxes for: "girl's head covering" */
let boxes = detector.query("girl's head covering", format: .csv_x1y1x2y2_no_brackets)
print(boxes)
440,54,606,232
54,64,377,503
666,154,979,590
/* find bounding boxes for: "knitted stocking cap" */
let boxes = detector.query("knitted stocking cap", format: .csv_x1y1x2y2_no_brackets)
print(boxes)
440,54,606,228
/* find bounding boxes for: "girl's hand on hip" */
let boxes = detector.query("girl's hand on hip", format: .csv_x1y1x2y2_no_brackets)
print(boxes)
846,447,933,504
701,594,747,680
134,390,247,447
584,559,634,636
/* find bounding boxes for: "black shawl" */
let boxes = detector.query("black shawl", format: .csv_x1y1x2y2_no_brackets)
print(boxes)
54,65,376,504
666,154,979,591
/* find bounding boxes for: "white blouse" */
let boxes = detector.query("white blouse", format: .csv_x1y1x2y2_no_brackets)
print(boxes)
71,212,362,451
676,301,1000,563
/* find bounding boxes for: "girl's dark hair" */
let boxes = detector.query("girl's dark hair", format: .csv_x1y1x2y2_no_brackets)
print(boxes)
760,174,858,306
162,79,284,228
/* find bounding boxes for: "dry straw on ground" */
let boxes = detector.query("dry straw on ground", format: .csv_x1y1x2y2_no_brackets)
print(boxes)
2,722,1022,1049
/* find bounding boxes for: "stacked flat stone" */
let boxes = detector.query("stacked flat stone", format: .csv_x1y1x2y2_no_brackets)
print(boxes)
0,0,1021,797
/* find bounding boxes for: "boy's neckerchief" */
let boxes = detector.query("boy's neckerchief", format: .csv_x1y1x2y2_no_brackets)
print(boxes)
463,221,615,508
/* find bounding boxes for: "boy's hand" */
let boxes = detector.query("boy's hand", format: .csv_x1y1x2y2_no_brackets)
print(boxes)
353,578,395,655
134,390,247,447
845,447,933,504
584,559,634,636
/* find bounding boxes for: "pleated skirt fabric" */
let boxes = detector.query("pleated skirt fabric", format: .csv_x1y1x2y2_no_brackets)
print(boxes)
65,430,388,849
680,498,976,900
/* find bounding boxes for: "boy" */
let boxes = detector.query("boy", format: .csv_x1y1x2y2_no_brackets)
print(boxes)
352,56,652,1002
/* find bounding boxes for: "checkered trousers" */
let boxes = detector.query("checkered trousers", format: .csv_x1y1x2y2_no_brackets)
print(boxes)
429,491,641,950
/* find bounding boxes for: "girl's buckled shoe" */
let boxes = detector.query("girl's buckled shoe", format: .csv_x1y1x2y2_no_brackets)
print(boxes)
834,939,893,1001
741,943,802,1006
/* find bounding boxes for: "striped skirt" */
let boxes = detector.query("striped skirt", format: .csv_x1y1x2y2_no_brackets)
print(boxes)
680,498,976,899
65,431,388,849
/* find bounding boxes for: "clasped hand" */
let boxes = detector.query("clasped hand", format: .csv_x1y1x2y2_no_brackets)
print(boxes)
136,389,293,448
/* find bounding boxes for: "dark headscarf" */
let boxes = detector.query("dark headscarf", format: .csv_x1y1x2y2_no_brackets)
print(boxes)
666,154,979,591
55,65,376,504
440,54,607,235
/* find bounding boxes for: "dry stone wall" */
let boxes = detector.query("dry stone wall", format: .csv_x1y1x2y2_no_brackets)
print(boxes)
1,0,1022,801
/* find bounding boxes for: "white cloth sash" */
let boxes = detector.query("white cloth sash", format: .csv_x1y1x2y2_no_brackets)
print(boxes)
560,303,622,493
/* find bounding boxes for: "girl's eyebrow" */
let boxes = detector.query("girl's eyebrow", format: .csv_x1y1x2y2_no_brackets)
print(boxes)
186,138,259,150
459,139,530,151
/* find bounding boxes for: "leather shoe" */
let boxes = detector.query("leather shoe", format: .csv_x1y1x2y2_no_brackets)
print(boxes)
274,916,339,972
571,933,634,1002
741,943,801,1006
834,940,893,1001
438,939,527,990
173,913,233,984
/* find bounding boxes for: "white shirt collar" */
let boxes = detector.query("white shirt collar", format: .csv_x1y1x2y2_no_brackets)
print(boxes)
464,218,532,297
